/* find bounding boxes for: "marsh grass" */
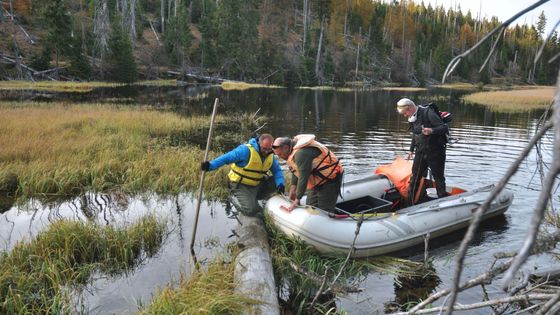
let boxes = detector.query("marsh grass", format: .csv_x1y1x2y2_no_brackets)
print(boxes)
0,80,184,93
379,87,428,92
265,215,421,313
461,86,555,112
140,255,259,315
0,215,166,314
0,80,122,92
0,101,261,200
432,82,482,91
221,81,282,90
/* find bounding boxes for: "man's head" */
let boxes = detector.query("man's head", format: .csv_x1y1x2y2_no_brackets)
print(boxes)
272,137,292,160
259,134,274,156
396,98,417,118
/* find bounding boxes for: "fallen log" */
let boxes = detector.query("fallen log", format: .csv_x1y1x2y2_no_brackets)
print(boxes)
234,214,280,315
167,70,232,83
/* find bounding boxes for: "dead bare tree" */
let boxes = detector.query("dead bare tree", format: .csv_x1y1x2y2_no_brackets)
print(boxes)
394,1,560,314
315,16,325,84
119,0,137,45
93,0,111,67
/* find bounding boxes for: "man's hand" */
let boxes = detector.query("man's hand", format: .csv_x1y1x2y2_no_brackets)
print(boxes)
422,127,433,135
200,161,210,171
276,184,285,195
280,198,300,212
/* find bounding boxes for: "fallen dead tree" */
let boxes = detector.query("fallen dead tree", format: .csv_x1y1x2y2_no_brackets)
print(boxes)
0,53,65,81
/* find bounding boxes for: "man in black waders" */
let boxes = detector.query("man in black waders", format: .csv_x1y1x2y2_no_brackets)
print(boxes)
200,133,286,217
396,98,449,205
272,134,343,213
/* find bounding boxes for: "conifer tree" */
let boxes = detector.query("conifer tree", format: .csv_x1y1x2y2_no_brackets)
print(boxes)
106,16,137,83
42,0,73,67
164,3,192,67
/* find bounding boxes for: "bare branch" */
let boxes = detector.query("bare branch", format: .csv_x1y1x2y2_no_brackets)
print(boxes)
535,18,560,65
445,117,554,313
502,72,560,288
442,0,551,83
392,294,555,315
534,290,560,315
407,230,560,314
479,27,505,73
549,51,560,64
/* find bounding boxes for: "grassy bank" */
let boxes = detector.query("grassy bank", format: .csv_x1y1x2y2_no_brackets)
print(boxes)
461,86,555,112
140,255,258,314
0,101,260,200
0,215,166,313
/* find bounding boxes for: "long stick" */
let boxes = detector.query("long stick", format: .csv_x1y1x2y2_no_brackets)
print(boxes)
190,98,219,252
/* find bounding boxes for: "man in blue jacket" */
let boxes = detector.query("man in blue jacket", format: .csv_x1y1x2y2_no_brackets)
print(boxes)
201,133,286,217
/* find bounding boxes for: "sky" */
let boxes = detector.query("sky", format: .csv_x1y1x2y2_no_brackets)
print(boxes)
415,0,560,36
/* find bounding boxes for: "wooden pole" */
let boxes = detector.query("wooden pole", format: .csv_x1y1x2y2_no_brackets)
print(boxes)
190,98,219,252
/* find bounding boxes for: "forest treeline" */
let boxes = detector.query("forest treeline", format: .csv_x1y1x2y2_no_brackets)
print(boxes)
0,0,558,86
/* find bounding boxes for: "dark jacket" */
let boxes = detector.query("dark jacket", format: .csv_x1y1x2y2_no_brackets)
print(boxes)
409,106,449,153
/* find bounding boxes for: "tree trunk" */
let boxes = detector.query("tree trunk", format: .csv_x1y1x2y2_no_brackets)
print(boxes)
233,215,280,315
355,26,361,82
93,0,111,67
161,0,165,33
302,0,308,55
315,16,325,83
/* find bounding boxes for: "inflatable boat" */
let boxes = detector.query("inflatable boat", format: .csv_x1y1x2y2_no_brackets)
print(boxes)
265,160,514,257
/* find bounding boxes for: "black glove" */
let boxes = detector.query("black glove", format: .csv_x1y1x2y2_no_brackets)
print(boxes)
200,161,210,171
276,184,285,195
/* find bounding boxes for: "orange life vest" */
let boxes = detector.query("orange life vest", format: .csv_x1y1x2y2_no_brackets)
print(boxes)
287,134,343,190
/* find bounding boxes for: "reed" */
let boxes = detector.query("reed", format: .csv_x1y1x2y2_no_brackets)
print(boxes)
461,86,555,112
0,215,166,314
0,101,261,200
140,255,258,314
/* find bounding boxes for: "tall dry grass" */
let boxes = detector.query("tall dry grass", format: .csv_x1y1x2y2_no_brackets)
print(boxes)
0,101,262,199
0,215,166,314
0,80,122,92
140,256,258,314
461,86,555,112
221,81,282,90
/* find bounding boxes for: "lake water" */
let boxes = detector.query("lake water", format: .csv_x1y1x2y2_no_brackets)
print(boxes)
0,85,555,314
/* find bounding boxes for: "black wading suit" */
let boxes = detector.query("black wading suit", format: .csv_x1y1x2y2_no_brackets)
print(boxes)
408,106,449,204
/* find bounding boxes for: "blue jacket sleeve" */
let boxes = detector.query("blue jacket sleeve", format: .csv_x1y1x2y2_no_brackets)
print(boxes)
208,145,250,171
271,158,286,187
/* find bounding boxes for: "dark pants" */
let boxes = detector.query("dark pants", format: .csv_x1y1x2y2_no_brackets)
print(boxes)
229,176,276,217
408,148,446,205
306,173,343,213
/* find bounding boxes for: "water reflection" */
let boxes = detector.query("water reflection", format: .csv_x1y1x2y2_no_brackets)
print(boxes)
384,264,441,313
0,194,15,214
